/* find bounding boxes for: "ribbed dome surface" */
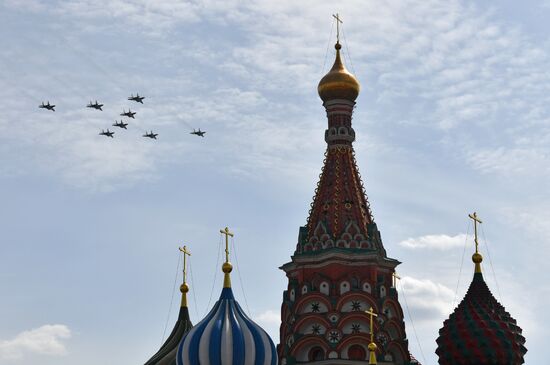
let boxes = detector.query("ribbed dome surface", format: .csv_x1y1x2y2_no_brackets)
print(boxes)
145,306,193,365
318,43,360,102
176,287,276,365
436,273,526,365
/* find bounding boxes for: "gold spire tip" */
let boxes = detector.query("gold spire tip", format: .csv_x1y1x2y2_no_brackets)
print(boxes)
468,212,483,273
220,227,234,288
365,307,378,364
179,245,192,307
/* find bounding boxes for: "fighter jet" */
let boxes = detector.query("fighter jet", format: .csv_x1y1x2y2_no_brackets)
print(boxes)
128,93,145,104
39,101,55,111
190,128,206,137
143,131,158,139
99,129,114,138
87,100,103,111
120,109,136,119
112,120,128,129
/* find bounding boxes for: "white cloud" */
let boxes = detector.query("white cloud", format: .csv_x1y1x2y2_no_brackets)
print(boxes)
399,233,470,250
399,276,455,321
254,309,280,325
0,325,71,360
253,309,281,342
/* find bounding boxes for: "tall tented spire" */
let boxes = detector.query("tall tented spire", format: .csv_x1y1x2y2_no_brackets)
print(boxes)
177,228,277,365
279,17,410,365
145,246,194,365
436,213,527,365
297,19,381,256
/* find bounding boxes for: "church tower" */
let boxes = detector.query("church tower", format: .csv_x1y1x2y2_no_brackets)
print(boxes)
278,18,410,365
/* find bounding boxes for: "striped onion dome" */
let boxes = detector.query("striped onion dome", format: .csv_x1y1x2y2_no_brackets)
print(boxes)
436,225,526,365
176,287,276,365
177,236,277,365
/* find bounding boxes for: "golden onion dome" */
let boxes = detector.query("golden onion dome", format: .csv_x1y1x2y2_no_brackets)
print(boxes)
318,42,360,102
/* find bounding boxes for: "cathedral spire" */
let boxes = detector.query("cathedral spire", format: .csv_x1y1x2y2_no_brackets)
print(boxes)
279,18,410,365
299,17,380,254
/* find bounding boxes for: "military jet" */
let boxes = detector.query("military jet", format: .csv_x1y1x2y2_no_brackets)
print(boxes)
128,93,145,104
190,128,206,137
99,129,114,138
87,100,103,111
39,101,55,111
120,109,136,119
143,131,158,139
112,120,128,129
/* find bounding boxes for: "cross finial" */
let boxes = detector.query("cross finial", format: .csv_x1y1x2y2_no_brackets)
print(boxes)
179,245,192,283
365,307,378,343
392,272,401,288
178,245,192,307
365,307,378,364
468,212,482,254
332,13,343,44
220,227,235,288
468,212,484,273
220,227,234,264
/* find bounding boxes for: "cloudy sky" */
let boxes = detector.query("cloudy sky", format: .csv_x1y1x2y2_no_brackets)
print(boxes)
1,0,548,364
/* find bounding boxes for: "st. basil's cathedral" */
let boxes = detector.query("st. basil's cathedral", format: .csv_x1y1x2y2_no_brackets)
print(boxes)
143,19,527,365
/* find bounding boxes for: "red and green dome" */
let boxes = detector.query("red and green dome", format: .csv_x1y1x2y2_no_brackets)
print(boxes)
436,272,526,365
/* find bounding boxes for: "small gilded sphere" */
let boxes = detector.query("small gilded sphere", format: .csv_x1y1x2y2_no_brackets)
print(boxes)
368,342,377,352
222,262,233,274
472,252,483,264
180,283,189,293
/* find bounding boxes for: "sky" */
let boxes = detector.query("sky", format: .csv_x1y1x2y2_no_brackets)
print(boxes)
0,0,549,364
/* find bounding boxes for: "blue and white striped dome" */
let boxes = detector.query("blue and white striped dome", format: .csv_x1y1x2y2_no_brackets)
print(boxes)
176,287,277,365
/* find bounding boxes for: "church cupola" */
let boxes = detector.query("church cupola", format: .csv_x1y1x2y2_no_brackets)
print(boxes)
145,246,194,365
436,213,527,365
177,228,277,365
317,41,360,103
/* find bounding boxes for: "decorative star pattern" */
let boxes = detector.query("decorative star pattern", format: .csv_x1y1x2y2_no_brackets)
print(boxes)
351,300,362,311
328,330,340,343
311,302,320,313
351,323,361,334
311,324,321,335
376,333,389,347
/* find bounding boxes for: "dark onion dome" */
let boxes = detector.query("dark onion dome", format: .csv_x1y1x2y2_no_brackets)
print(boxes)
318,42,360,102
145,305,193,365
176,236,277,365
145,247,194,365
436,223,527,365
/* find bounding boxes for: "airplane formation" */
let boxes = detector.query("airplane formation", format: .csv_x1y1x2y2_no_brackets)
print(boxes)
38,94,206,141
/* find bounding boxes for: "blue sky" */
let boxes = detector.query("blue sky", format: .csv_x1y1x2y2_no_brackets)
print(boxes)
1,1,548,364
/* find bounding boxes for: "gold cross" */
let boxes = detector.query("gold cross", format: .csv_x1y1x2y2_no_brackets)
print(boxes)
332,13,343,44
468,212,483,254
179,245,191,283
365,307,378,343
220,227,234,263
392,272,401,288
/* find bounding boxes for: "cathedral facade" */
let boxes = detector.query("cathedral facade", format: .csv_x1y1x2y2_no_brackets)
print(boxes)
144,24,526,365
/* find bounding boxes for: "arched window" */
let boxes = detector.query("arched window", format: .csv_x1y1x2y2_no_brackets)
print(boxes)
348,344,366,360
309,346,325,361
340,281,350,294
